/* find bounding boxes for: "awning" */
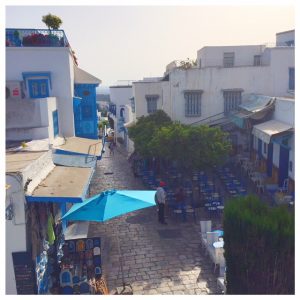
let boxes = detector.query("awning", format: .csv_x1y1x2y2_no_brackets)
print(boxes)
124,120,136,128
26,166,94,203
230,94,275,129
239,94,275,113
252,120,293,144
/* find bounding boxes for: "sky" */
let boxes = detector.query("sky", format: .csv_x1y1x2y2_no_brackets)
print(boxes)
5,3,295,91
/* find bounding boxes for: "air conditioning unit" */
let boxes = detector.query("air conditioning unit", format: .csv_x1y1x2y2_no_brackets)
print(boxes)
6,81,25,99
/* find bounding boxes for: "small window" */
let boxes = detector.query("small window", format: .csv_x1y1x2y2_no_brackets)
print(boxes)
28,79,49,98
289,68,295,90
146,95,158,114
223,52,235,67
254,55,261,66
184,91,202,117
263,142,267,154
130,97,135,113
289,161,293,172
223,90,242,114
286,40,294,46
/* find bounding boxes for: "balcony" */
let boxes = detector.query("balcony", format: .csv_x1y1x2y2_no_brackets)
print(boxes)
6,28,69,47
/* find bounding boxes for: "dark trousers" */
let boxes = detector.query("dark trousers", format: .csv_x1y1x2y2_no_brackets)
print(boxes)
158,203,165,223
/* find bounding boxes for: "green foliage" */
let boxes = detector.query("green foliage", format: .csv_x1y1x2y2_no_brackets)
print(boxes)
223,195,294,294
42,13,63,30
179,58,197,70
150,123,231,172
128,110,172,157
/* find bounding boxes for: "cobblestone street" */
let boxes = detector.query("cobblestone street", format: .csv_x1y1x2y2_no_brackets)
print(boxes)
88,147,221,295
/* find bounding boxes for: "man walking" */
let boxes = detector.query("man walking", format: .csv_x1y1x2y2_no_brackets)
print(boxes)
155,181,167,225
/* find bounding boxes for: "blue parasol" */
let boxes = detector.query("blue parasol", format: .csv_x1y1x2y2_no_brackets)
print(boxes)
61,189,156,222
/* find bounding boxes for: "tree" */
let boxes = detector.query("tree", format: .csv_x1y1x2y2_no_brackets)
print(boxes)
223,195,294,294
128,110,172,157
149,123,231,173
42,14,63,30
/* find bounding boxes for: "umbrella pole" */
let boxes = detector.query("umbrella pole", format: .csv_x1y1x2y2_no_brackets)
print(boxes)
115,227,133,294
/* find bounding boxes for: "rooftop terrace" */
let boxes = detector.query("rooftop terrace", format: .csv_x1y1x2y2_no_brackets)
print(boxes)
6,28,69,47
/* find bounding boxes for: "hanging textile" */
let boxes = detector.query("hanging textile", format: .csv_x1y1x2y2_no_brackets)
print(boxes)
47,213,56,245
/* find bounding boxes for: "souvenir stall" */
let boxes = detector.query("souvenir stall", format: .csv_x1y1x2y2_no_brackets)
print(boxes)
26,202,63,295
57,225,108,295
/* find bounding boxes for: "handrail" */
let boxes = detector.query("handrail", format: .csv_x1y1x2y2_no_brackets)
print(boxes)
86,141,102,163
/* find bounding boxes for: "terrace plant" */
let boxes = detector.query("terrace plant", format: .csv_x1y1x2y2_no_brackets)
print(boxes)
223,195,294,294
42,13,63,30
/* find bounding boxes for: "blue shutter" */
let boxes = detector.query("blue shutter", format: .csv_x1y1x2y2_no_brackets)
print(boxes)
53,110,59,137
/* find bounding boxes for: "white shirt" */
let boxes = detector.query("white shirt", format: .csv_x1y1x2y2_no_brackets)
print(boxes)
156,187,166,204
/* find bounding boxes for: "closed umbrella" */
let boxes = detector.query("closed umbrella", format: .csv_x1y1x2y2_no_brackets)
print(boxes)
61,189,157,294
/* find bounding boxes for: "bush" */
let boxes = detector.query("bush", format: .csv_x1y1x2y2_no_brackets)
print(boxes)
223,195,294,294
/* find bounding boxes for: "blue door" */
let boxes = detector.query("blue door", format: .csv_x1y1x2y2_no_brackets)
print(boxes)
73,84,98,139
266,143,273,177
278,146,289,186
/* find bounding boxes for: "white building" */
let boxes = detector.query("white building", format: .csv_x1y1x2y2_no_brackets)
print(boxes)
6,28,101,144
132,29,295,188
133,30,294,126
5,28,103,294
109,81,136,154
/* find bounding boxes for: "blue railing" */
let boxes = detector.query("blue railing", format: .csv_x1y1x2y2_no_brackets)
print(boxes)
6,28,69,47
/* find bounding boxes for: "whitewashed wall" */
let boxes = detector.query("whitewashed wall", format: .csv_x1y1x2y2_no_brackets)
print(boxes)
5,175,27,295
134,46,294,126
197,45,265,68
6,47,75,137
276,30,295,46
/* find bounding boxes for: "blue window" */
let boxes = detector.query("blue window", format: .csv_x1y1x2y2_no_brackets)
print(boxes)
146,95,158,114
130,97,135,113
53,110,59,137
289,68,295,90
28,79,49,98
184,91,202,117
263,142,267,154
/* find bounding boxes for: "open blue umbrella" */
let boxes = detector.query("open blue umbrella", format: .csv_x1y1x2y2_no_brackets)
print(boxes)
61,189,156,222
61,189,157,293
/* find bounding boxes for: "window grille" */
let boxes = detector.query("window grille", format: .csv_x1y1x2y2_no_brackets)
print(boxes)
184,91,202,117
223,52,235,67
223,90,242,114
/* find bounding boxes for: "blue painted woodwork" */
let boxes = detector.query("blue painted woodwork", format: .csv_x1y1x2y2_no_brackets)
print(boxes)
73,84,98,139
267,143,273,177
26,195,83,203
22,72,52,89
257,138,262,158
278,146,289,186
53,110,59,137
28,79,49,98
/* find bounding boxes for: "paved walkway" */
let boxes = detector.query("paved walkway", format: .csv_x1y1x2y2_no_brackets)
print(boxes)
88,147,221,295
